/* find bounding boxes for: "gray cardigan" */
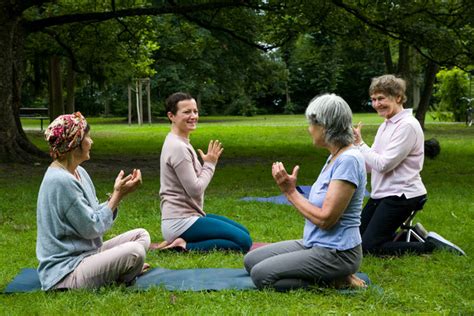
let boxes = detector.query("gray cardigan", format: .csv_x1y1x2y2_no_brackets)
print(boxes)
36,166,115,290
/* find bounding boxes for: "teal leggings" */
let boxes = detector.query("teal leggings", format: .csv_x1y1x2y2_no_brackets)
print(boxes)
180,214,252,253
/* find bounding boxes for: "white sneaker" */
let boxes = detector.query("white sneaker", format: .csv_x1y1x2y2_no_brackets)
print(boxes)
426,232,466,256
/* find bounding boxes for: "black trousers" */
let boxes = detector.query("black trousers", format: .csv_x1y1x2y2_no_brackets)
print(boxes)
360,194,434,255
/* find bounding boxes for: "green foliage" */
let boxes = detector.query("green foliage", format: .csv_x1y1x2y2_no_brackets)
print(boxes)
2,115,473,314
433,68,469,121
150,13,285,115
429,110,454,122
23,1,160,115
261,1,386,113
16,0,474,119
332,0,474,67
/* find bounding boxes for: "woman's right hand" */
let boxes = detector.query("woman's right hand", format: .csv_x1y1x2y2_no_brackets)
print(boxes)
198,140,224,164
114,169,142,197
353,122,364,145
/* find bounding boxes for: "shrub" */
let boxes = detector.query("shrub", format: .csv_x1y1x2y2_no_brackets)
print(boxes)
433,68,469,121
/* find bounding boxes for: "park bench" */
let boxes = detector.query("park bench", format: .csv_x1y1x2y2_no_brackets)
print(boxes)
19,107,49,131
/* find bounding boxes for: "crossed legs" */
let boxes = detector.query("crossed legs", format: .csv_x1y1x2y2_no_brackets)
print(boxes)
53,228,150,289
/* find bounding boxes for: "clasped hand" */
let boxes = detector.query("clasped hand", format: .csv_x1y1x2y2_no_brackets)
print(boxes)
198,140,224,164
113,169,142,198
272,162,299,195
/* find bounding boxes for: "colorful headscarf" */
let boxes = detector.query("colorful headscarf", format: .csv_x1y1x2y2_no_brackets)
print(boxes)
45,112,88,159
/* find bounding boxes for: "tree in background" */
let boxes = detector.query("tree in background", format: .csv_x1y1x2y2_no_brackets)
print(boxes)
433,68,470,122
330,0,474,128
149,13,285,116
0,0,263,162
23,14,159,117
2,1,474,162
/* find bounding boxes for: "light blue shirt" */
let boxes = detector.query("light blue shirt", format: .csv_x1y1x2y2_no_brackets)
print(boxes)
303,147,366,251
36,166,115,290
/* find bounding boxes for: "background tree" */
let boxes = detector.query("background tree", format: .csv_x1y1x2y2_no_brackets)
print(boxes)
0,0,264,162
2,0,474,162
433,68,470,122
260,0,474,127
330,0,474,128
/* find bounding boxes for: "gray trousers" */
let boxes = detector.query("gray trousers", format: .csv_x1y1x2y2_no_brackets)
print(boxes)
54,228,150,289
244,239,362,291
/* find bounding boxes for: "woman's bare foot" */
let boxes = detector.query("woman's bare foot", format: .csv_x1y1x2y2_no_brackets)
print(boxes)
138,263,151,276
334,274,367,289
149,240,169,250
162,237,187,251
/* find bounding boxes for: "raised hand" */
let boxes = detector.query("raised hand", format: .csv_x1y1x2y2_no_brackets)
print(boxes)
353,121,364,145
272,162,299,195
113,169,142,198
198,140,224,164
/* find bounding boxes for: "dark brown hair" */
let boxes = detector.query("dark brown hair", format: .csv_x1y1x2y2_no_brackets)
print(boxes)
165,92,194,115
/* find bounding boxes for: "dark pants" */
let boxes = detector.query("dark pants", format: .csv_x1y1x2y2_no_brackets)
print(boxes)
180,214,252,253
360,194,434,255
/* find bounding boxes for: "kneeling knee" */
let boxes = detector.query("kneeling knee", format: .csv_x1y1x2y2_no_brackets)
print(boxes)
240,235,253,253
249,264,272,289
243,252,256,273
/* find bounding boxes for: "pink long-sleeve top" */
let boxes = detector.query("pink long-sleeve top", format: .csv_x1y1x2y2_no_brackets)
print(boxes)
159,132,215,219
359,109,427,199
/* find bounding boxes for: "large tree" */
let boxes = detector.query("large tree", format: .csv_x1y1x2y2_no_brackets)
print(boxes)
330,0,474,128
0,0,264,162
261,0,474,128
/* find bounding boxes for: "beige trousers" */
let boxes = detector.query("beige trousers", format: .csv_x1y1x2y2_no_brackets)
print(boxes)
54,228,150,289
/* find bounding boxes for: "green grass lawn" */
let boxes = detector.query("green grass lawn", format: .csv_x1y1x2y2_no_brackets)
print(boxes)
1,114,473,315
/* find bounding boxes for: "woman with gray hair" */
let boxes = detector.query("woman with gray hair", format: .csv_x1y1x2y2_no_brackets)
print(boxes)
244,94,367,290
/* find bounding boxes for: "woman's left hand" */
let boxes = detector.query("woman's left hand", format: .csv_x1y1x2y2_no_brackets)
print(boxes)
114,169,142,197
107,169,142,211
198,140,224,164
272,162,299,195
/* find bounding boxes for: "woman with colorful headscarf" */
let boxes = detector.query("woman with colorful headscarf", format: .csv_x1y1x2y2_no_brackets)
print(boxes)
36,112,150,290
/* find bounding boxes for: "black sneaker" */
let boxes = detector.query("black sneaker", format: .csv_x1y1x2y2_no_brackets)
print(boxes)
413,223,429,240
426,232,466,256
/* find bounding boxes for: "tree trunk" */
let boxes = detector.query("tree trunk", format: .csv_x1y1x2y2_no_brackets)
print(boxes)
65,59,75,113
397,42,414,107
383,41,395,74
48,55,64,120
416,60,439,130
397,42,410,76
33,54,43,97
0,8,48,163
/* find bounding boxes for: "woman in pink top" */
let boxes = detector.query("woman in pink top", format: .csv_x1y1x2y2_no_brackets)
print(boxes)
354,75,464,256
158,92,252,252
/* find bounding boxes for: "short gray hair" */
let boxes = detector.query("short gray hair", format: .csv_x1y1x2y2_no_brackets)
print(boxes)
305,93,354,147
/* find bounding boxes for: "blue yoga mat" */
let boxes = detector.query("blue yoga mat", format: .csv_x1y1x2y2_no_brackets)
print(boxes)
133,268,256,291
241,186,370,205
3,268,372,293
